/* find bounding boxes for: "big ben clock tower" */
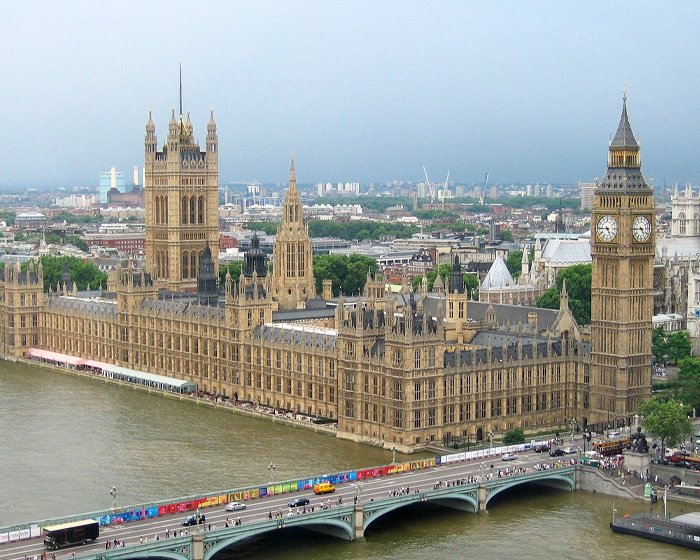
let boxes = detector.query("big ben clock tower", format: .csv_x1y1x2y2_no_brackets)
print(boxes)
590,91,655,428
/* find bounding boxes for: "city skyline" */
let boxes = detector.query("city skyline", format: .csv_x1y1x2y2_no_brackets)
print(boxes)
1,1,699,189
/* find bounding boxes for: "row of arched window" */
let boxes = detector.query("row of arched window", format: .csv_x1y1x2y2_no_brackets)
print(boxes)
676,212,700,235
182,249,204,279
154,196,169,225
182,196,205,225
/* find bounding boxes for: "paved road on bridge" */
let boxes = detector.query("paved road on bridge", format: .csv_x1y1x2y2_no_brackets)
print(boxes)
0,448,577,560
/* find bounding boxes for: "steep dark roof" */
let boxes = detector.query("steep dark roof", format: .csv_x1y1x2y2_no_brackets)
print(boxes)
610,97,638,148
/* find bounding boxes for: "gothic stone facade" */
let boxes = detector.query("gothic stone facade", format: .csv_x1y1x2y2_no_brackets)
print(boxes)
0,98,652,453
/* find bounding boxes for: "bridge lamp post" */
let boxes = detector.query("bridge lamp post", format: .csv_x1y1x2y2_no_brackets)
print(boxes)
355,482,363,504
570,419,577,439
268,462,276,484
110,486,117,509
488,431,494,453
391,446,396,465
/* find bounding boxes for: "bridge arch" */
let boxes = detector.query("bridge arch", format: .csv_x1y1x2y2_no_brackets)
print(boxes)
106,549,190,560
485,472,575,507
364,493,478,532
203,518,354,559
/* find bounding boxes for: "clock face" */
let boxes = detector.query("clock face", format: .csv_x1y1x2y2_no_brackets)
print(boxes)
633,215,651,242
596,215,618,242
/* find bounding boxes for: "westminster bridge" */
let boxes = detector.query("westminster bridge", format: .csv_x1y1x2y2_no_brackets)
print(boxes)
0,450,577,560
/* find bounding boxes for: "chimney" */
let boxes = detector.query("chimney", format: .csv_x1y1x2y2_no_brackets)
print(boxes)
133,166,139,186
111,167,117,190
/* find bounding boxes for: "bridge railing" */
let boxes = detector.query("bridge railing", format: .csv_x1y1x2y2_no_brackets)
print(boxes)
0,450,565,543
0,456,441,539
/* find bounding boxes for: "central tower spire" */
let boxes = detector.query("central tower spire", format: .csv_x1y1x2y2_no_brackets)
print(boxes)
272,156,316,310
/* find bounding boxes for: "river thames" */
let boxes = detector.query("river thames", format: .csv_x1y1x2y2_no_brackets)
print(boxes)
1,361,696,559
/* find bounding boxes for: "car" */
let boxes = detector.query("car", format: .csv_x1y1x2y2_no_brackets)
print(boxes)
501,453,517,461
181,514,205,526
562,446,576,454
607,431,620,438
533,444,550,453
224,501,246,511
313,482,336,495
288,497,310,508
549,448,565,457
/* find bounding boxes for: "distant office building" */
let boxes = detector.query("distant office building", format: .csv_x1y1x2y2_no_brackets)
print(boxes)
15,211,48,229
579,182,596,210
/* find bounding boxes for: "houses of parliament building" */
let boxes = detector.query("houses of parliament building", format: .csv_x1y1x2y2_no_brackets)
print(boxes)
0,96,655,452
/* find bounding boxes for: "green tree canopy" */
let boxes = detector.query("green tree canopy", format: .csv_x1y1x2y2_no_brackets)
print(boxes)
536,264,592,325
503,428,525,444
667,331,692,365
22,256,108,292
0,210,16,225
639,397,693,456
51,211,101,224
313,254,378,296
218,261,243,286
506,250,523,279
499,230,514,242
652,326,670,364
672,357,700,411
65,235,89,252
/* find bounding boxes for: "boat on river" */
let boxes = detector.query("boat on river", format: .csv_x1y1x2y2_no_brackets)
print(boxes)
611,511,700,550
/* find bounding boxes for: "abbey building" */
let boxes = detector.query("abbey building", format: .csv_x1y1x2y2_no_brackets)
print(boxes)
0,99,654,452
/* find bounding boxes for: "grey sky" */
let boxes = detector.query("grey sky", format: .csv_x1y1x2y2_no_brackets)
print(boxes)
1,1,699,189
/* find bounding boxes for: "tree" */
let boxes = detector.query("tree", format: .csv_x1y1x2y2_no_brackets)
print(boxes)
536,264,592,325
506,250,523,279
667,331,692,365
463,273,479,299
65,235,89,252
313,254,378,296
0,210,16,225
639,397,693,457
218,261,243,286
24,256,107,292
503,429,525,444
499,230,514,242
673,357,700,411
652,325,669,364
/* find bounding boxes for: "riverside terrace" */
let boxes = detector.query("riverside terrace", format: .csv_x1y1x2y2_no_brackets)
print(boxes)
0,451,578,560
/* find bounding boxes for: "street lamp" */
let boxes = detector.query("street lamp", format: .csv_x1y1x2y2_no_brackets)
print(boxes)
354,481,363,504
480,463,486,482
268,462,276,484
570,418,577,441
488,431,494,452
391,446,396,465
110,486,117,509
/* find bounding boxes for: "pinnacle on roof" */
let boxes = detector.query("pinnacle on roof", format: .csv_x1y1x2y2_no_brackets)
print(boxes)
289,155,297,191
610,89,638,149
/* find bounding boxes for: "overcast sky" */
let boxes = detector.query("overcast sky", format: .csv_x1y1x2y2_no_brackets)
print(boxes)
1,1,698,189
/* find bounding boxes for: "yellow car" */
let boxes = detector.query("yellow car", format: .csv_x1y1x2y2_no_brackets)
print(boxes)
313,482,336,495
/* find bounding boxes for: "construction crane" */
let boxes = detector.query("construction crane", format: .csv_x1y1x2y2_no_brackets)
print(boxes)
479,172,489,205
423,166,437,203
440,170,450,202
